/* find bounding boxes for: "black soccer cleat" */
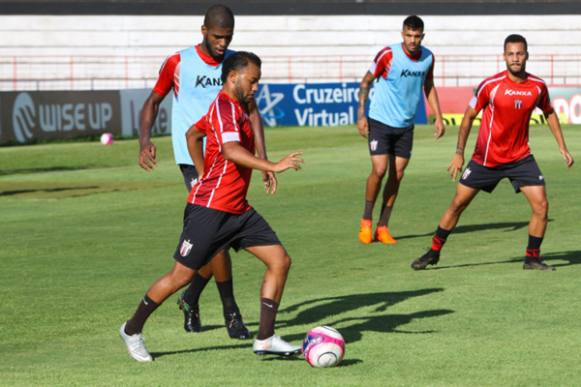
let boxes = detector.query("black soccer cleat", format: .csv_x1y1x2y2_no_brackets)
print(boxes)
411,249,440,270
523,258,555,271
177,295,202,333
225,312,252,340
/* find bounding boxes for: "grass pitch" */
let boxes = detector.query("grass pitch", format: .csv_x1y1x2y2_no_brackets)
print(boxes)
1,124,580,386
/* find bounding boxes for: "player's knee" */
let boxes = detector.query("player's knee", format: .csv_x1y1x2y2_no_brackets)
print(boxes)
169,268,194,288
533,199,549,218
278,254,292,273
371,165,387,179
395,169,405,182
450,198,468,214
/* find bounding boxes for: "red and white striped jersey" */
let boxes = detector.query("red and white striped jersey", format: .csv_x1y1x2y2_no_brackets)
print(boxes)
469,70,553,167
187,91,255,214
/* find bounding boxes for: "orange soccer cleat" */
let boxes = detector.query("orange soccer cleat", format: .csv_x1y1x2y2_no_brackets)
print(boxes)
375,225,397,245
358,219,373,244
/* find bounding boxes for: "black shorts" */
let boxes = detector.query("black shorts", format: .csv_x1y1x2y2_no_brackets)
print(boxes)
179,164,199,192
173,204,281,270
367,118,413,158
459,155,545,193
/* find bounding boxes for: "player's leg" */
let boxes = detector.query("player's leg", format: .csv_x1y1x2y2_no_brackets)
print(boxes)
360,120,390,244
246,244,300,356
121,261,196,362
520,185,553,270
376,154,410,244
411,183,480,270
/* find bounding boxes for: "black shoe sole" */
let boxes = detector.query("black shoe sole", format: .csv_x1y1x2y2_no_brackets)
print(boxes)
254,348,302,356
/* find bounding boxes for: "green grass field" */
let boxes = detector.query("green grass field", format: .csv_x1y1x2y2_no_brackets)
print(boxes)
1,124,580,386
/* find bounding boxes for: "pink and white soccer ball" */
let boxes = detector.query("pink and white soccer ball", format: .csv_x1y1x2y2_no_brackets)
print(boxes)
303,326,345,368
100,132,114,145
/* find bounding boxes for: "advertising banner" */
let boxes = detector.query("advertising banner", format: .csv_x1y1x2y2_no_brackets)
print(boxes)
256,82,428,127
119,89,172,138
0,90,121,144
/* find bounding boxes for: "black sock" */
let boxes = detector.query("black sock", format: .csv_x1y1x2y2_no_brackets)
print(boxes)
363,200,374,220
431,226,452,252
182,273,211,307
125,295,159,335
216,279,238,316
257,298,278,340
526,235,543,258
377,206,393,227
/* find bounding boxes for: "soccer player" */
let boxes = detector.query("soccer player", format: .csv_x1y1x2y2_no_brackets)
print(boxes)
120,51,304,362
357,15,445,245
138,5,273,339
411,34,574,271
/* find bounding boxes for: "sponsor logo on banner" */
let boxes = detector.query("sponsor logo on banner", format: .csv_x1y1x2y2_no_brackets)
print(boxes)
119,89,171,137
4,91,120,144
255,84,284,126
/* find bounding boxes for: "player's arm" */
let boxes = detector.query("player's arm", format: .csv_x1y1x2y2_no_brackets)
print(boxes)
448,105,478,180
357,71,375,138
545,111,574,168
186,125,207,177
424,77,446,139
139,91,165,171
247,98,278,194
222,142,303,173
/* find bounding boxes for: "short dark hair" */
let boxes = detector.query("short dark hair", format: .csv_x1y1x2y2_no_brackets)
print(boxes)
204,4,234,29
221,51,262,83
403,15,424,31
504,34,528,51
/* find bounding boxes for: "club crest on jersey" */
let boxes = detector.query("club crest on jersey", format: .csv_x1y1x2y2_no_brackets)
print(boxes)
514,99,523,109
195,75,222,88
462,167,472,180
370,139,378,151
180,239,193,257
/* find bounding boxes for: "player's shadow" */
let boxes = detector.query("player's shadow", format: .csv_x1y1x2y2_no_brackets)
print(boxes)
396,221,536,241
0,185,100,197
426,250,581,270
0,165,88,176
151,289,452,360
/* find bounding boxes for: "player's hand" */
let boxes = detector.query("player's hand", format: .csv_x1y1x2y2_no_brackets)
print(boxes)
560,148,574,168
448,153,464,180
273,152,303,173
357,116,369,138
139,142,157,171
434,117,446,139
263,171,278,194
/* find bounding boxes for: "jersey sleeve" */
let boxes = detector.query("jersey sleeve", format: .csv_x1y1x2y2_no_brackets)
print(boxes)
537,83,554,115
369,47,393,79
152,53,180,97
194,115,210,134
469,79,490,112
216,98,241,145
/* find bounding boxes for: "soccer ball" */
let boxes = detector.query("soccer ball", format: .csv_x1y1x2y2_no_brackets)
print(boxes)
100,132,114,145
303,326,345,368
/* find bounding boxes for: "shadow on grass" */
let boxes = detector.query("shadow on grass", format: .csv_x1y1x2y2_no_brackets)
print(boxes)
425,249,581,270
396,220,537,241
0,185,100,197
152,289,454,361
0,166,88,176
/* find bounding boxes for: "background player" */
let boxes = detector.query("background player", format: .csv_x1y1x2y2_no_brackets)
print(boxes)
411,34,574,271
120,51,304,362
137,5,273,339
357,15,445,245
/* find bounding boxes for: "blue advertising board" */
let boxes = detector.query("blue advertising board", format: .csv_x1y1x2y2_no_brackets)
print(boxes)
255,82,428,127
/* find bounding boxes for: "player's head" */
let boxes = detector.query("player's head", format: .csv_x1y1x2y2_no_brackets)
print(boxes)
503,34,528,75
201,4,235,61
401,15,425,55
221,51,262,103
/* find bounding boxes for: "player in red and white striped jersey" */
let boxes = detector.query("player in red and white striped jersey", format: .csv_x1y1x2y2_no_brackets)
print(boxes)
121,52,304,361
412,34,574,271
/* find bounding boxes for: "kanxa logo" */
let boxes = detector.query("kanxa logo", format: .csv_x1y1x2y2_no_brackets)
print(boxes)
195,75,222,88
505,89,533,97
10,92,115,143
400,69,426,78
12,92,35,143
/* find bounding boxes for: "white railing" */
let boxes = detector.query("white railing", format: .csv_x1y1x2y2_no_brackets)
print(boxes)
1,53,581,91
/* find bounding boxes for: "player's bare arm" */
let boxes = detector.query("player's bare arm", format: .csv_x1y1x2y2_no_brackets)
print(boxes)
186,125,206,177
247,97,278,194
357,72,375,138
424,78,446,139
545,111,574,168
222,141,303,173
138,91,164,171
448,106,478,180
